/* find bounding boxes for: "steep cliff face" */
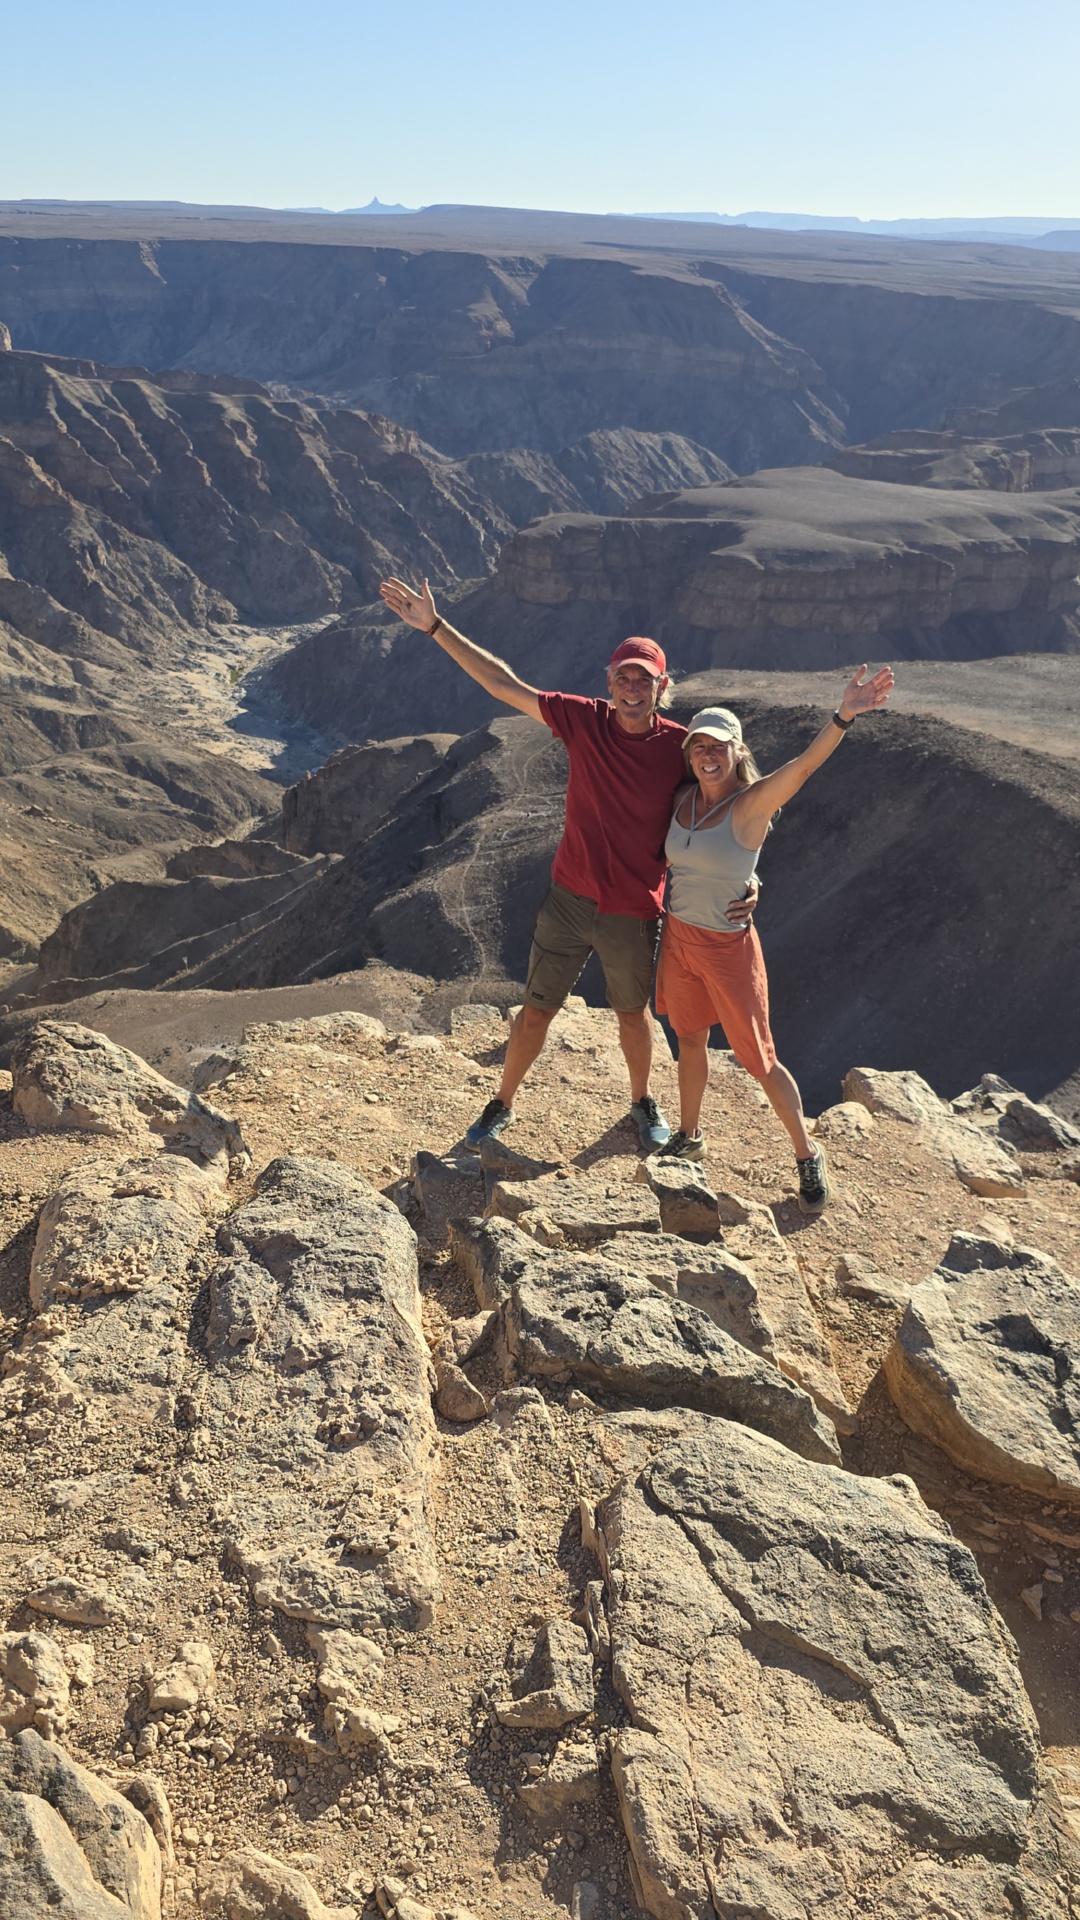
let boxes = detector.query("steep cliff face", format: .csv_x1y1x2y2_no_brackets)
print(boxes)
7,230,1080,475
0,240,847,470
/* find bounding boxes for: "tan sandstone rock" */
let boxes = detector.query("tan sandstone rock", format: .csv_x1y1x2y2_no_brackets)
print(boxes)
843,1065,1024,1195
590,1410,1076,1920
0,1727,162,1918
10,1020,247,1171
884,1231,1080,1504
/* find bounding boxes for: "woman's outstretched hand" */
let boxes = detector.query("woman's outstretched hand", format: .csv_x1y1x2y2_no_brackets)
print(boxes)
838,664,895,721
379,575,437,631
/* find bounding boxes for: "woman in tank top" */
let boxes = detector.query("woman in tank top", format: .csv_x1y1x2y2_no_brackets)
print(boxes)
655,664,894,1212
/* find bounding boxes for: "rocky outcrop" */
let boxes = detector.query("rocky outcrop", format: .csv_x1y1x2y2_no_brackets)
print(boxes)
495,468,1080,668
195,1156,441,1632
451,1215,841,1464
10,1020,246,1166
0,1727,162,1919
200,1847,357,1919
591,1410,1074,1920
282,736,458,857
842,1065,1024,1195
884,1231,1080,1505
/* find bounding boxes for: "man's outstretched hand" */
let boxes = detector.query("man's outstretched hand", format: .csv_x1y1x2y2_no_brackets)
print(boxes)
380,575,437,632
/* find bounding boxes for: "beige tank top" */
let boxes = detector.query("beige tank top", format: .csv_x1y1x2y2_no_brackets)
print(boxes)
665,792,761,933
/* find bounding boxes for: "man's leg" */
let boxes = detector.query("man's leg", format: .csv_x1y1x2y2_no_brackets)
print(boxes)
497,1004,557,1107
466,888,592,1147
594,911,669,1146
615,1007,654,1105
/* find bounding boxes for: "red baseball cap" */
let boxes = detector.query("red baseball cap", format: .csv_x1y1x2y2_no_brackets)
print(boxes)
608,637,667,678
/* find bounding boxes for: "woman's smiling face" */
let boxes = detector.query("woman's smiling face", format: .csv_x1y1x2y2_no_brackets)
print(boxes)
689,732,737,781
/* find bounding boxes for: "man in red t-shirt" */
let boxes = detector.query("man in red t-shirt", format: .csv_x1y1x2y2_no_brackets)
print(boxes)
379,574,756,1150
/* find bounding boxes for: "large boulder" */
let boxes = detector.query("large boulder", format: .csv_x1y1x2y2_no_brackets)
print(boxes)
453,1217,841,1465
842,1065,1024,1195
0,1728,161,1919
10,1021,247,1171
884,1232,1080,1504
194,1156,441,1631
590,1411,1076,1920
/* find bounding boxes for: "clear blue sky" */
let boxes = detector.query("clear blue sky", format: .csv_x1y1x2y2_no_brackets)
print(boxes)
4,0,1079,220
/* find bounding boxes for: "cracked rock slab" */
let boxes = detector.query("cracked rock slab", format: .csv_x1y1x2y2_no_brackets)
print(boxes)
884,1231,1080,1505
713,1197,853,1430
0,1151,227,1440
0,1727,162,1919
460,1218,840,1465
194,1156,440,1632
843,1065,1024,1196
487,1168,661,1244
595,1233,777,1364
590,1410,1075,1920
637,1158,721,1237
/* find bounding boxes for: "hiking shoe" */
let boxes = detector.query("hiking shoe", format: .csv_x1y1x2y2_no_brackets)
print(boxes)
797,1144,829,1214
656,1128,705,1163
464,1097,514,1152
630,1096,671,1150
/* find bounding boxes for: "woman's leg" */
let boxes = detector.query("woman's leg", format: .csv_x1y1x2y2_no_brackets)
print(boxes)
757,1059,814,1160
676,1028,712,1134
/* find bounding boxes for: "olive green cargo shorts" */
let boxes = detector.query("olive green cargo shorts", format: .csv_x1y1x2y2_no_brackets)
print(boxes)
524,884,661,1014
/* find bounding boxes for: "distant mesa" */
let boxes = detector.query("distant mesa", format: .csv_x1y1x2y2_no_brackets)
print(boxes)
338,197,416,215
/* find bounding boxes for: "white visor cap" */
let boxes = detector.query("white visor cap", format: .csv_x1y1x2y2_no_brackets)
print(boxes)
686,706,743,746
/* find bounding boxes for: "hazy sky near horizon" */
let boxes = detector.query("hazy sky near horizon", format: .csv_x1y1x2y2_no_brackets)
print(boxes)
4,0,1080,220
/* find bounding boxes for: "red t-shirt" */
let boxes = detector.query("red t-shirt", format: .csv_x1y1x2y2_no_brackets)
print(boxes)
539,693,688,916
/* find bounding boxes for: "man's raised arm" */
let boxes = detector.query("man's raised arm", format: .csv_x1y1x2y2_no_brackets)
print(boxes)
379,575,543,723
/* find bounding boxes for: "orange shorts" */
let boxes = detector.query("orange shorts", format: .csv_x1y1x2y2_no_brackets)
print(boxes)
655,914,777,1078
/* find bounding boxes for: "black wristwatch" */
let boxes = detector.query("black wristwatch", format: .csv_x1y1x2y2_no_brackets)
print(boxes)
833,709,854,730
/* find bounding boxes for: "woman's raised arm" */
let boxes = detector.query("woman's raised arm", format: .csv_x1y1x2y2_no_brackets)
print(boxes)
732,665,894,850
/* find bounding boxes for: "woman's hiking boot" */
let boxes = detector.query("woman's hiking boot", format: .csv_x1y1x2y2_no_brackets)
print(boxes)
656,1128,705,1162
465,1097,514,1151
630,1096,671,1150
796,1144,829,1214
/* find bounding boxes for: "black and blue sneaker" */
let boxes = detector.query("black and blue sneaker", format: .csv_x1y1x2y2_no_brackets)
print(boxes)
797,1144,829,1214
630,1095,671,1151
464,1097,514,1153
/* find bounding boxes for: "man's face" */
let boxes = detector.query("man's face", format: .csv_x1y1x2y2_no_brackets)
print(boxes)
607,663,664,730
